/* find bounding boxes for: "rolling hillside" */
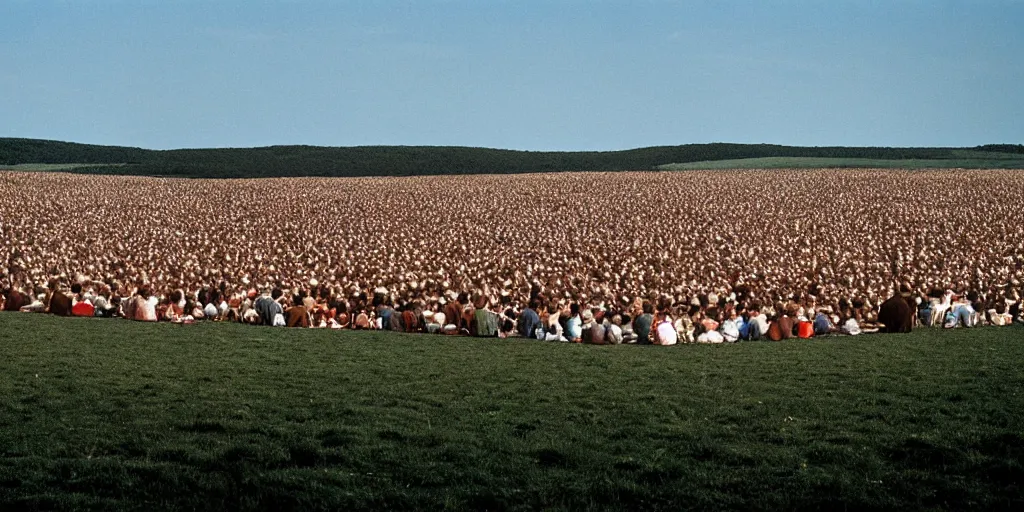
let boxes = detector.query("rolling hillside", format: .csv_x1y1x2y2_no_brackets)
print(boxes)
1,138,1022,178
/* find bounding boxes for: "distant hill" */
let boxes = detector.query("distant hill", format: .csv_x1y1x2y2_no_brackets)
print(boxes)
1,138,1022,178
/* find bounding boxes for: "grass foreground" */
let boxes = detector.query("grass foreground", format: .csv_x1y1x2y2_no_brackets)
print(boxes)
1,313,1023,510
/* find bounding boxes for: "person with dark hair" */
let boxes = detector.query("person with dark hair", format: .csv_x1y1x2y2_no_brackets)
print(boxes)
48,281,72,317
517,298,541,339
878,287,914,333
390,302,406,332
444,294,464,334
285,293,310,328
566,303,582,343
134,286,157,322
620,313,636,343
376,297,395,330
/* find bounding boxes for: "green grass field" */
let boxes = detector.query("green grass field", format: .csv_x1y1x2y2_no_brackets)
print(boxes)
657,155,1024,170
1,313,1023,510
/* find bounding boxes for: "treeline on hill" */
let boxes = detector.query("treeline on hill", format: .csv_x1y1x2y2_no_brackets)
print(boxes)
1,138,1022,178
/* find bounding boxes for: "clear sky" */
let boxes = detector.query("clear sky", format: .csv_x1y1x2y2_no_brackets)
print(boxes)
1,0,1021,150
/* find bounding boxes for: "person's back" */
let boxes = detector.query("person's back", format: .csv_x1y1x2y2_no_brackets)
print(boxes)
620,314,636,343
473,308,499,337
377,305,394,330
654,314,677,345
254,294,283,326
753,312,769,338
879,294,913,333
588,321,607,345
136,295,157,322
390,307,406,332
49,290,72,316
3,289,26,311
721,318,740,342
813,312,831,335
634,313,654,344
286,305,310,327
444,301,463,332
952,301,974,327
566,315,582,342
517,307,540,338
402,308,418,333
606,318,623,345
777,315,794,339
72,298,95,317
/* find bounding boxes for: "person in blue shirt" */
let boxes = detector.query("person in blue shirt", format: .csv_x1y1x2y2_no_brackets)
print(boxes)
517,298,542,339
565,303,583,342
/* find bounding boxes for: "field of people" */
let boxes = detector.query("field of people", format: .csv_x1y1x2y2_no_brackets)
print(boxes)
3,168,1023,325
1,313,1022,510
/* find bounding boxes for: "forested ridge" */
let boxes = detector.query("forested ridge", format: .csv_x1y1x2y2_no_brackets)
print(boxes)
1,138,1021,178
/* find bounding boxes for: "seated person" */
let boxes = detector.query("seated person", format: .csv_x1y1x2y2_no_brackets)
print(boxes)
285,295,310,328
48,283,73,316
652,310,677,346
606,315,624,345
620,314,637,343
587,311,606,344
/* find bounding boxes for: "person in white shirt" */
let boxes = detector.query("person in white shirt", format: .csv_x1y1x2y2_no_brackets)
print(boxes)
606,315,624,344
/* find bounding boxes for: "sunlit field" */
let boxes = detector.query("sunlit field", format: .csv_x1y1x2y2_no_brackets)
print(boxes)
1,313,1022,510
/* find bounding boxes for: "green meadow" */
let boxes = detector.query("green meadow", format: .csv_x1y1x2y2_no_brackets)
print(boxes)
1,313,1022,510
656,154,1024,171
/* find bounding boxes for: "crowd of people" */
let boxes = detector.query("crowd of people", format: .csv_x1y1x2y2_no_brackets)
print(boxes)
2,169,1023,343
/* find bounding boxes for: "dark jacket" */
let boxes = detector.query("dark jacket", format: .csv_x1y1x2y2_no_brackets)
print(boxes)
49,292,72,316
879,295,913,333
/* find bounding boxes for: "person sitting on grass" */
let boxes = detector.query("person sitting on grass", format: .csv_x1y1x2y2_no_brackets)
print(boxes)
878,288,914,333
472,296,500,337
132,286,157,322
586,309,606,344
162,289,185,322
517,298,542,339
813,307,834,335
606,314,624,344
254,288,284,326
47,281,72,317
721,310,740,342
652,307,678,345
1,285,26,312
628,302,650,344
616,313,634,343
285,294,310,328
70,282,96,317
565,303,583,343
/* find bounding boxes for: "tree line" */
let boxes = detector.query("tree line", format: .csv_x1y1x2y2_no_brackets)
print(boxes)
1,138,1021,178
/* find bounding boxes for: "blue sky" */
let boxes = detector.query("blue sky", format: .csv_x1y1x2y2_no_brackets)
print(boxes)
1,1,1021,150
